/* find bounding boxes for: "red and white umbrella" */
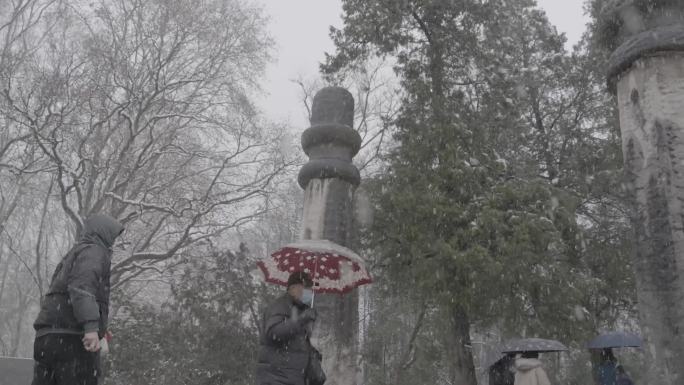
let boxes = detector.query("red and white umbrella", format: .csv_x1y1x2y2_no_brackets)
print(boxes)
257,239,372,295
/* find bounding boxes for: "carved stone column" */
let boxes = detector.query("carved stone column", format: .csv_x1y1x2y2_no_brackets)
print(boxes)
600,2,684,383
298,86,361,385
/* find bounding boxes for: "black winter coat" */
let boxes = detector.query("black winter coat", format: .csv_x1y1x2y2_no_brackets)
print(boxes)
256,293,314,385
34,214,123,338
489,356,515,385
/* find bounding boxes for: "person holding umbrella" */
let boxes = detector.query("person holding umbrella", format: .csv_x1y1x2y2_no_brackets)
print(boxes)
513,352,552,385
501,338,567,385
255,271,324,385
587,332,642,385
256,240,373,385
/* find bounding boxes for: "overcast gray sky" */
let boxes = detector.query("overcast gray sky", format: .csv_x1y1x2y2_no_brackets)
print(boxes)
257,0,589,129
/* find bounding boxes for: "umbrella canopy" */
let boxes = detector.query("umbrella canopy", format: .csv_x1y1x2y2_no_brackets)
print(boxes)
587,332,642,349
258,239,372,294
501,338,569,353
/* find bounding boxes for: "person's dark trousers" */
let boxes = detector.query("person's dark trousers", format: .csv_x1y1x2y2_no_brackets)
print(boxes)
32,334,100,385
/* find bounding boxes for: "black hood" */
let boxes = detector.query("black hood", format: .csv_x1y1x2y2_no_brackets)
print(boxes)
80,214,124,249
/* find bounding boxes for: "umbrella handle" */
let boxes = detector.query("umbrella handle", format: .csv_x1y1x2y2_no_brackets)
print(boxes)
312,254,319,308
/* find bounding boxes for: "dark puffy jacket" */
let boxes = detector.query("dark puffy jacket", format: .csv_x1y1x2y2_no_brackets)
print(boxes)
256,293,313,385
34,214,123,338
489,356,515,385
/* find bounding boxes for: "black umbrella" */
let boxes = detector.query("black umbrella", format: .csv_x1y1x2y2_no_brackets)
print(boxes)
587,332,642,349
501,338,568,353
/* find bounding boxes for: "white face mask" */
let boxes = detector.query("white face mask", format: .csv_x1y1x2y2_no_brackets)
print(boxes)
301,288,314,307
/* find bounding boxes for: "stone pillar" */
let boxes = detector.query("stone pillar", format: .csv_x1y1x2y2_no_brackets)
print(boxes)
601,2,684,384
298,86,361,385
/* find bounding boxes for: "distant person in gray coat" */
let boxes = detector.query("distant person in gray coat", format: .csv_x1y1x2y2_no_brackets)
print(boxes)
32,214,124,385
256,271,318,385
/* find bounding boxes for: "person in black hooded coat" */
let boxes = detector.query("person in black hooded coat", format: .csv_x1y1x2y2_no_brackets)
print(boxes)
489,354,516,385
32,214,124,385
256,271,319,385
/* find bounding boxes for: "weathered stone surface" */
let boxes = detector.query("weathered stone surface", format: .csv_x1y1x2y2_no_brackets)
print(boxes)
597,0,684,49
616,53,684,385
608,24,684,91
0,357,33,385
599,1,684,89
298,87,361,189
602,2,684,384
299,86,361,385
302,124,362,158
309,87,355,128
298,159,360,190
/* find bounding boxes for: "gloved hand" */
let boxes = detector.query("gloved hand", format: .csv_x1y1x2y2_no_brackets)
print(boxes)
298,308,318,325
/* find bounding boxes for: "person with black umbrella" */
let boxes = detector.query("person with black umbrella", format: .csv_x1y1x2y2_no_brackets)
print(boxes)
500,338,566,385
513,352,551,385
587,331,641,385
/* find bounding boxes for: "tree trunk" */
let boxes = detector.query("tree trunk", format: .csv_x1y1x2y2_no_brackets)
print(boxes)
0,254,10,305
34,178,54,297
615,53,684,385
9,278,29,357
447,305,477,385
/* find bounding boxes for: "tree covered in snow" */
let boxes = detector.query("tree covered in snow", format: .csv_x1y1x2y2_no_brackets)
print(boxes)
0,0,292,358
324,0,637,383
107,243,274,385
